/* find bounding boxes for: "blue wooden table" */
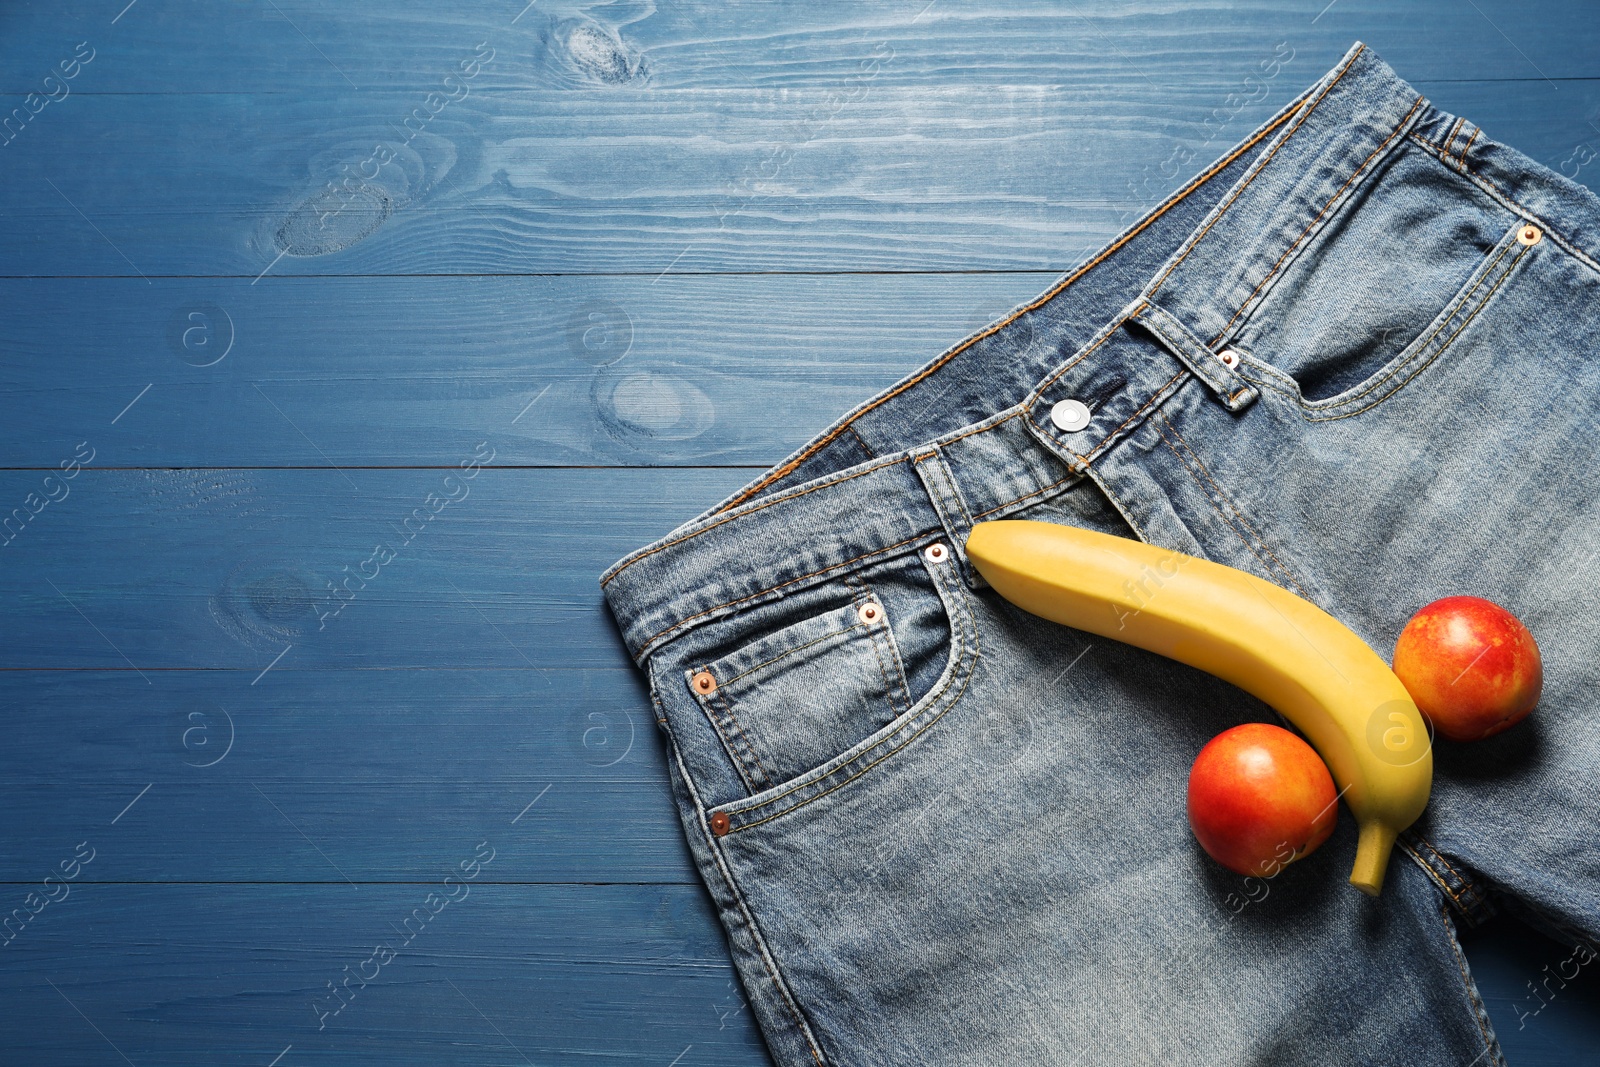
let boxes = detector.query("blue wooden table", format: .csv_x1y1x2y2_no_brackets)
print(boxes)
2,2,1597,1063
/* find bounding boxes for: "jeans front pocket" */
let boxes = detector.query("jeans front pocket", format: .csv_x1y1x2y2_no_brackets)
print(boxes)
687,593,912,792
652,536,977,817
1230,138,1529,416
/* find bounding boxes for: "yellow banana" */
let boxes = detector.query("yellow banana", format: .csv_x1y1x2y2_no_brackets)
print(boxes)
964,519,1431,896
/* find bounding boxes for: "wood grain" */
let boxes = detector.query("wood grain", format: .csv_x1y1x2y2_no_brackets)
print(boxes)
4,1,1599,1063
0,668,703,884
1,883,767,1065
0,467,748,670
0,272,1054,467
2,80,1596,277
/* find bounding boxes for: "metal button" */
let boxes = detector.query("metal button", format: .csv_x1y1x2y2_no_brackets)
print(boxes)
858,601,883,625
1049,398,1092,433
1517,224,1542,246
691,670,717,696
925,542,949,564
1218,349,1241,369
710,811,730,836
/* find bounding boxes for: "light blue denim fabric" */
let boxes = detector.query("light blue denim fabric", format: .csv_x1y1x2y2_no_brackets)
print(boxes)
602,43,1600,1066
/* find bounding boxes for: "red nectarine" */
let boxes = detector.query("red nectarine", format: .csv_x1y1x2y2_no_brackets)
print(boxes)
1392,595,1541,742
1186,723,1339,879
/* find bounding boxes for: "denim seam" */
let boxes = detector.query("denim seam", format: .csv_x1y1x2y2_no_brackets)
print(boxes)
914,449,975,533
1412,833,1492,917
712,94,1309,514
1209,93,1428,346
722,565,979,829
1073,466,1154,544
1408,131,1600,277
1399,832,1496,925
609,410,1027,594
602,453,910,588
1298,237,1530,422
707,679,772,792
1411,130,1476,175
716,616,871,689
845,574,913,718
1078,369,1189,465
1436,897,1506,1066
1030,305,1130,401
1232,227,1523,417
1398,836,1468,907
1145,45,1367,301
844,423,876,458
1441,116,1466,160
637,533,927,653
1457,126,1481,167
1152,415,1314,600
971,471,1081,520
668,736,830,1066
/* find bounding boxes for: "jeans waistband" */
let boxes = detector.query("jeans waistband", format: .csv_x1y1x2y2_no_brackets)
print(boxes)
599,42,1590,665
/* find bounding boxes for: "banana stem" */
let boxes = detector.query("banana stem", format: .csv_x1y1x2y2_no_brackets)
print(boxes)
1350,822,1398,896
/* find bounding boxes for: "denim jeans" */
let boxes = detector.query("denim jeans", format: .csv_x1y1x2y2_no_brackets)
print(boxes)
602,43,1600,1066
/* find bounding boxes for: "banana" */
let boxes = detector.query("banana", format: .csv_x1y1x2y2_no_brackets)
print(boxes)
964,519,1431,896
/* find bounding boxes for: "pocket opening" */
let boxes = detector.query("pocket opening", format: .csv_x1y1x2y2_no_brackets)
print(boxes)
1233,140,1515,405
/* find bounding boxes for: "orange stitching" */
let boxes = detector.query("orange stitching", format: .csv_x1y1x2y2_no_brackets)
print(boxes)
1152,417,1312,600
1397,836,1461,902
944,409,1022,446
1210,94,1428,345
1437,898,1500,1059
1306,239,1529,422
702,687,759,792
972,471,1081,519
714,97,1310,515
1441,116,1465,159
1032,314,1126,398
1415,834,1489,914
913,451,974,538
603,454,908,586
1079,369,1188,464
1305,229,1518,411
610,410,1022,589
637,534,928,651
844,423,876,458
728,570,979,830
845,575,912,718
1146,46,1367,300
1411,131,1600,276
1457,125,1480,167
708,681,773,790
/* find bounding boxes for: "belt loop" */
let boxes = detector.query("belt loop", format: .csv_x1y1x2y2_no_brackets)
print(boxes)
1132,300,1260,413
912,448,983,589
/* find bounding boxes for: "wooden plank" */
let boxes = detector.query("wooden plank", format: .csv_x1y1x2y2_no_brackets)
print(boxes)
0,467,747,670
3,78,1596,277
0,272,1052,467
0,668,705,883
2,1,1598,95
0,882,768,1065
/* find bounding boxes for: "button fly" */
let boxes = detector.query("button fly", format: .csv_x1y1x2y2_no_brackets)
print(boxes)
1049,398,1092,433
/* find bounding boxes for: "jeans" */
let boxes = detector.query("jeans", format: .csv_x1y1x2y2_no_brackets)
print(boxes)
602,43,1600,1066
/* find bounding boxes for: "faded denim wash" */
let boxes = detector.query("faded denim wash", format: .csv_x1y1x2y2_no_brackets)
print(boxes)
603,43,1600,1066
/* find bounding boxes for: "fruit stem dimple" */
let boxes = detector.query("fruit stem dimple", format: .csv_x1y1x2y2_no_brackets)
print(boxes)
1350,821,1398,896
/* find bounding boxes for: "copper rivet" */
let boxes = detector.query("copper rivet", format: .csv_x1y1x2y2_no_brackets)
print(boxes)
710,811,731,836
1218,349,1241,369
691,670,717,695
858,601,881,625
925,543,948,563
1517,224,1542,246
